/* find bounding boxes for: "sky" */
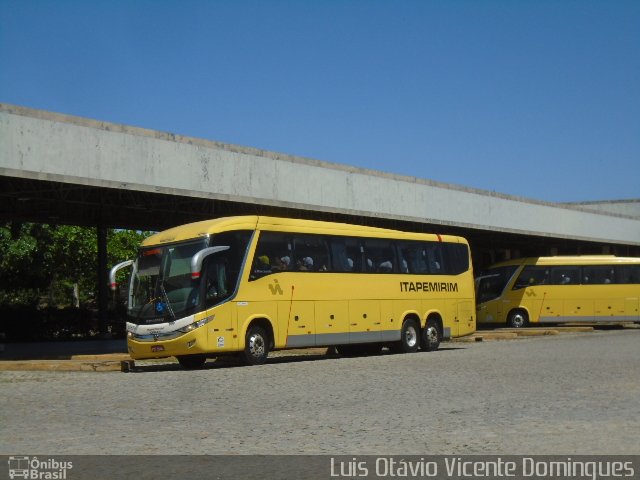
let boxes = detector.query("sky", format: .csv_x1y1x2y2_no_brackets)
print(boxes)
1,0,638,203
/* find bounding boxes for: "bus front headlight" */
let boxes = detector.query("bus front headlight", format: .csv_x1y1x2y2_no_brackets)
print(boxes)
178,315,214,334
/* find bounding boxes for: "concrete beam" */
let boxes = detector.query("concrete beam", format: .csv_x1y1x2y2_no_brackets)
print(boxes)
565,200,640,220
2,103,639,245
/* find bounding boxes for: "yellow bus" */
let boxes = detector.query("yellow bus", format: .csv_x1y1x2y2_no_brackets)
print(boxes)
476,256,640,328
110,216,475,368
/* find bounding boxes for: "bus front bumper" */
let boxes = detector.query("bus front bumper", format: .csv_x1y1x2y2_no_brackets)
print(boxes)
126,316,214,360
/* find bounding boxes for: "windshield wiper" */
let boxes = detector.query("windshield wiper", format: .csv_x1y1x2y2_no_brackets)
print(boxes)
159,281,176,320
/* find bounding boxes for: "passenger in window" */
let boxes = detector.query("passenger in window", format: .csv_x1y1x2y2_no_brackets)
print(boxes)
346,258,354,271
400,258,409,273
379,260,393,272
253,255,272,275
297,257,314,271
605,269,614,284
273,255,290,271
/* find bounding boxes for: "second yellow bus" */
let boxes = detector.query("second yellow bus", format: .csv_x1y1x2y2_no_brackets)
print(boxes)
476,256,640,327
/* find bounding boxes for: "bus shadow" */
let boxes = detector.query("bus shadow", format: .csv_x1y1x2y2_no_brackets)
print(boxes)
477,323,637,332
129,347,467,372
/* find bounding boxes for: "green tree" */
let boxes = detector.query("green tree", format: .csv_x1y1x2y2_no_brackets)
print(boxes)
0,223,45,305
0,222,151,308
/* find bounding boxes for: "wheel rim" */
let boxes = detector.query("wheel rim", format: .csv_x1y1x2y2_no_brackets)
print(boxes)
248,333,265,357
425,325,439,346
511,313,525,328
405,324,418,348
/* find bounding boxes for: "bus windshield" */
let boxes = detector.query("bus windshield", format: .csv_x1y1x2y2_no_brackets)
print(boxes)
128,239,208,324
476,265,518,303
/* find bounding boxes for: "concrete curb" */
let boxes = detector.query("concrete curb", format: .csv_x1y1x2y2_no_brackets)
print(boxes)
0,359,125,372
455,326,600,342
0,353,133,372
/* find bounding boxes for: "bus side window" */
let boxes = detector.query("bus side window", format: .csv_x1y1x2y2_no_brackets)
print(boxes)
583,266,615,284
549,266,580,285
513,266,548,289
363,238,396,273
250,231,290,280
615,265,640,284
345,238,364,272
442,243,470,275
329,237,355,272
423,242,444,274
293,235,330,272
398,242,427,274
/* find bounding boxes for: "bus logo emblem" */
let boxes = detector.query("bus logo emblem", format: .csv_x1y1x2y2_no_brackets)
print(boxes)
268,279,283,295
8,456,29,479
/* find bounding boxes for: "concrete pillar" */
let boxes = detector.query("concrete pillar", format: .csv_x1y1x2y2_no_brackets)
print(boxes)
97,225,109,336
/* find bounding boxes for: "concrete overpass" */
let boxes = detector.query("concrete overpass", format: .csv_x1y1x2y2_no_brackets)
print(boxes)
2,103,639,254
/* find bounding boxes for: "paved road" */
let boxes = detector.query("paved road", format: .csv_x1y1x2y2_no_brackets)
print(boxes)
1,329,639,455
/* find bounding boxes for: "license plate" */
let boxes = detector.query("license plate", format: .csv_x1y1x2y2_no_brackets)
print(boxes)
151,345,165,352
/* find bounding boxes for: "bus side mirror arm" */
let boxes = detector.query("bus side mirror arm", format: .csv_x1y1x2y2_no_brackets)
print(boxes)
191,246,230,280
109,260,134,291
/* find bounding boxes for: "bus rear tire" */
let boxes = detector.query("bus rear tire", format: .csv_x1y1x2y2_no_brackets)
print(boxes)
398,318,420,353
177,354,207,370
507,309,529,328
421,319,441,352
242,325,269,365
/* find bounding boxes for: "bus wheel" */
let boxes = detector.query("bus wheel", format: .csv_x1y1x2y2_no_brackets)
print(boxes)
507,309,529,328
399,318,420,353
177,354,207,370
421,319,441,352
242,325,269,365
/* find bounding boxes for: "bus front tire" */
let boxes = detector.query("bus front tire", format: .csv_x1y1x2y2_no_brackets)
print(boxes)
507,309,529,328
242,325,269,365
421,319,441,352
177,354,207,370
